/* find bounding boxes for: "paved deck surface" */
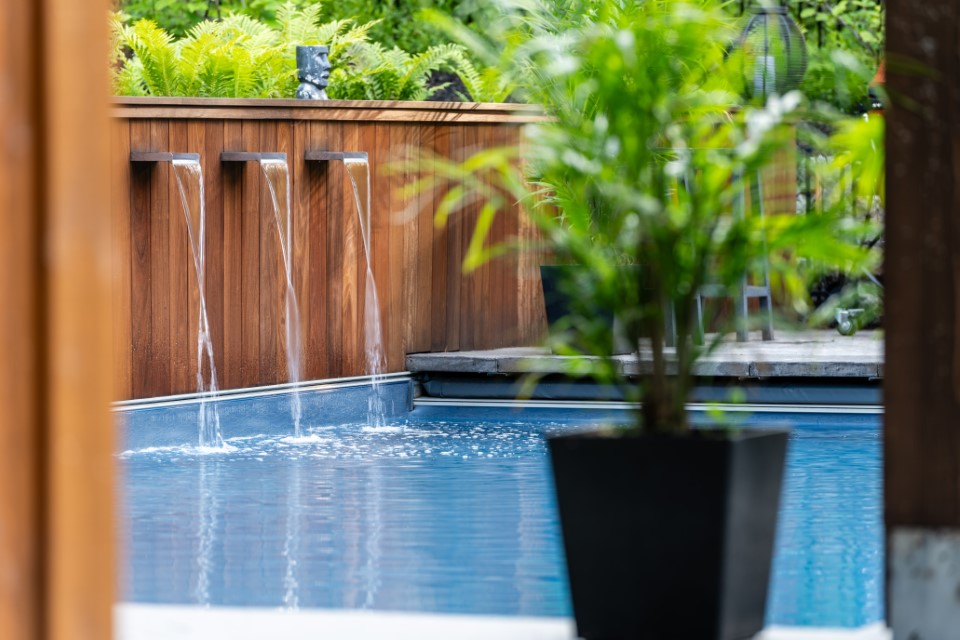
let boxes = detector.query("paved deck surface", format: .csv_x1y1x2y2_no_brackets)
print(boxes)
116,605,891,640
407,331,884,379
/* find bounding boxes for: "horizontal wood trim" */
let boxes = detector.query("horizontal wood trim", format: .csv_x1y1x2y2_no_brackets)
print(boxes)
112,97,549,124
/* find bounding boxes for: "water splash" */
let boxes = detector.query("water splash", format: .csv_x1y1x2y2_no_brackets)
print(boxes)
259,159,304,438
344,159,389,429
172,159,224,448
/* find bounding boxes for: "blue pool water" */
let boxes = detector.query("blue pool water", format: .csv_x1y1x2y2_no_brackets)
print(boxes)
118,393,882,627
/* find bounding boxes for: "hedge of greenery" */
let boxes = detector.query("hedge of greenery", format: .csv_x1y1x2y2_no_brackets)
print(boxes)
111,4,508,100
113,0,884,110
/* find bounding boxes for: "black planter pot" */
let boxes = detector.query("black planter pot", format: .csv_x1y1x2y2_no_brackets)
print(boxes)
548,428,788,640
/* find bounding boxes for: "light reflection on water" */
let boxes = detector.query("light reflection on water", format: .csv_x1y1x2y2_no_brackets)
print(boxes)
119,409,882,627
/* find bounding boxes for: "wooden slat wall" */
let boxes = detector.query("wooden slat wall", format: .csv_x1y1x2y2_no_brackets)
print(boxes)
114,108,546,400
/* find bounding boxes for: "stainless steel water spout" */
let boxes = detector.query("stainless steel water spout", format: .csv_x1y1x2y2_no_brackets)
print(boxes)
304,151,368,162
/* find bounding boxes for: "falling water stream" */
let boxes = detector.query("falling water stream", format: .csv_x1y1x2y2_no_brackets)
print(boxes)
344,159,388,428
259,159,304,438
172,159,224,448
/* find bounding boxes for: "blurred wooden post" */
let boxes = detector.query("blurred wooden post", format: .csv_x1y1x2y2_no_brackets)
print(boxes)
886,1,960,638
0,1,113,639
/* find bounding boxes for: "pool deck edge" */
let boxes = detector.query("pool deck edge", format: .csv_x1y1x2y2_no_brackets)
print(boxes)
407,331,884,380
115,604,891,640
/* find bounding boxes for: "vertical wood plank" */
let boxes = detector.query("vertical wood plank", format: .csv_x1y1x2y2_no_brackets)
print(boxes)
341,122,361,377
203,120,225,389
492,123,519,347
148,120,171,396
277,119,295,384
0,3,42,636
413,124,435,354
390,123,421,366
481,123,501,348
222,120,243,390
428,125,452,352
515,125,547,345
358,122,381,376
168,120,191,394
319,121,345,377
459,125,480,351
372,123,395,372
41,0,115,636
305,121,331,379
259,122,282,384
129,121,153,399
288,122,315,380
183,121,204,393
445,125,465,352
240,120,261,388
885,0,960,527
112,120,133,400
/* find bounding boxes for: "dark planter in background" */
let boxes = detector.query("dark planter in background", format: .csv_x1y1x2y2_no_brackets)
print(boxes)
548,428,788,640
540,265,630,354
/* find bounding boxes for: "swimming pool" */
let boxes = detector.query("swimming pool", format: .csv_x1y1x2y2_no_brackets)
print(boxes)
117,387,882,627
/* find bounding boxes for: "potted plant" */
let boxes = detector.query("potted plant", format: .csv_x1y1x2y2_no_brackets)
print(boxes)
424,1,871,637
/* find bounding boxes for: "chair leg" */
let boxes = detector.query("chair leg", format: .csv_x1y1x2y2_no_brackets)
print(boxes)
760,294,775,341
694,293,705,346
664,299,677,348
735,279,749,342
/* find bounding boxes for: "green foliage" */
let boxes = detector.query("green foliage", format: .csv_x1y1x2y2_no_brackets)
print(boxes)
116,0,497,54
781,0,884,111
116,0,216,37
111,1,493,101
115,0,314,36
329,41,485,101
315,0,497,54
413,0,872,433
803,114,884,327
111,5,383,98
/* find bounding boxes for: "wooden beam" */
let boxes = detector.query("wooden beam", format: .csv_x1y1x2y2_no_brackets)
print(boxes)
0,0,113,639
0,1,44,637
42,0,114,636
885,0,960,528
111,97,550,124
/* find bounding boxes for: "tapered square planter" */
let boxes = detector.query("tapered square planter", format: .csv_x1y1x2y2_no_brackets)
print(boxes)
548,428,788,640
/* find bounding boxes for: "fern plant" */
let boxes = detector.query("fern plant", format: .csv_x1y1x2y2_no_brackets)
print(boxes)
328,41,484,101
444,47,515,103
111,1,508,101
111,3,378,98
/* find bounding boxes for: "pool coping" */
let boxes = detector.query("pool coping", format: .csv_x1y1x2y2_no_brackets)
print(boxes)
406,331,884,380
115,604,891,640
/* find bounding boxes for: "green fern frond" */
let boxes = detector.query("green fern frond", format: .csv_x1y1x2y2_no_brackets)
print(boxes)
326,19,381,60
122,19,179,96
115,59,148,96
444,48,516,103
277,1,326,47
218,15,275,42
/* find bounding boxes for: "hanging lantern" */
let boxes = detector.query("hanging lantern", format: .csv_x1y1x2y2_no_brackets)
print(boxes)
737,6,808,101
